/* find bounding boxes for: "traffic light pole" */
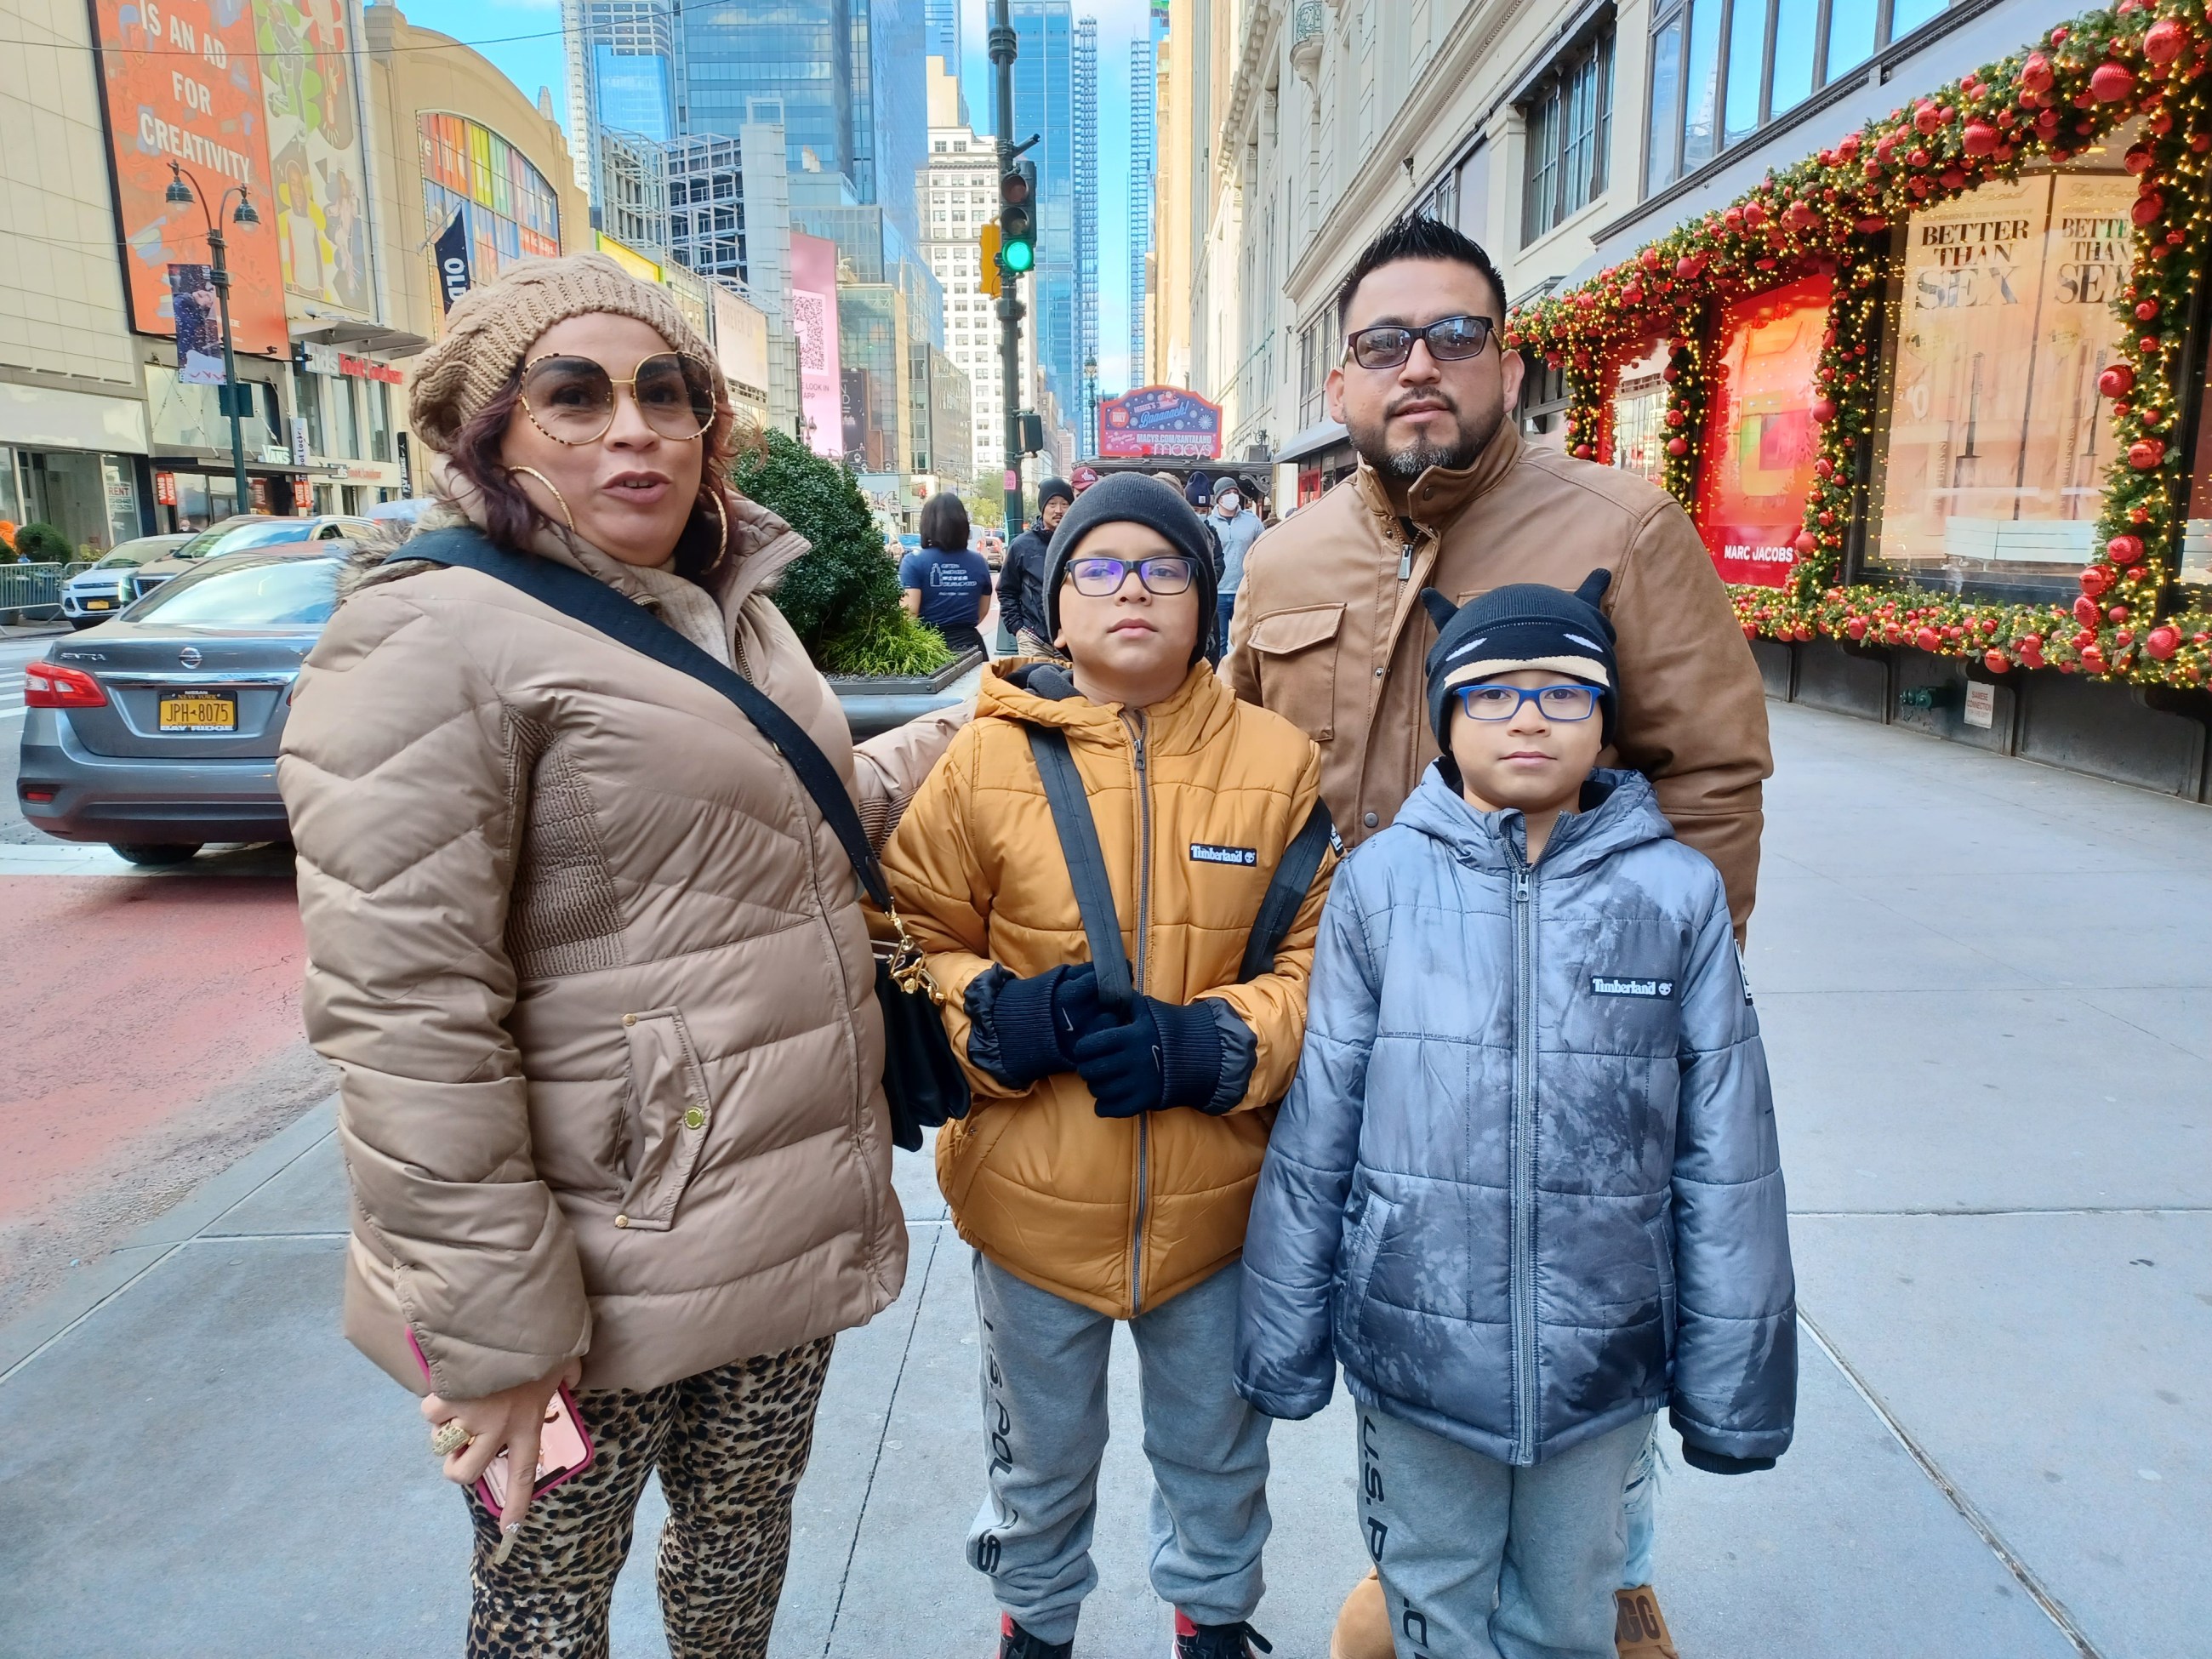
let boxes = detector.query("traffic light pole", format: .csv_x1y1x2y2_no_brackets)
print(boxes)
989,0,1023,538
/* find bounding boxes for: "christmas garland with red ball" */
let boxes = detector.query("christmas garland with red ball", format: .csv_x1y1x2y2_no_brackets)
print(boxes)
1505,0,2212,689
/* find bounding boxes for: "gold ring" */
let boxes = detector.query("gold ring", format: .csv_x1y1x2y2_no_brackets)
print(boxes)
430,1420,474,1457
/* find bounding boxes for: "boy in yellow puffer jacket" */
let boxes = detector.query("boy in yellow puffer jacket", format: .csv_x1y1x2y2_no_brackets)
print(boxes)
883,473,1333,1659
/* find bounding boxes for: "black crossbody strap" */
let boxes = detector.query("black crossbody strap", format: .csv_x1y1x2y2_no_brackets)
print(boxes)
391,527,892,913
1024,727,1137,1015
1238,800,1335,983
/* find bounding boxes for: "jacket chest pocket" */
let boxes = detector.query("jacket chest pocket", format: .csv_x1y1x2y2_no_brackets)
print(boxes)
1244,603,1344,742
615,1007,713,1233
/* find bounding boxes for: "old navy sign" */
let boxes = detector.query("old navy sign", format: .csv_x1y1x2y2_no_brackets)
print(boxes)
435,210,472,314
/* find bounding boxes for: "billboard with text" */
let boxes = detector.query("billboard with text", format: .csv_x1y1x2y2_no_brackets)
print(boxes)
1097,386,1222,459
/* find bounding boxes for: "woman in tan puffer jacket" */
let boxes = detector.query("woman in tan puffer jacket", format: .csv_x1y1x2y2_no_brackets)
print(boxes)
277,255,956,1658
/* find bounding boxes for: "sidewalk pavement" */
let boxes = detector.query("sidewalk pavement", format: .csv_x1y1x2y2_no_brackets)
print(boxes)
3,700,2206,1658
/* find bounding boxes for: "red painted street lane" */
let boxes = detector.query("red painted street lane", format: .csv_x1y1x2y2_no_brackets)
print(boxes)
0,873,325,1323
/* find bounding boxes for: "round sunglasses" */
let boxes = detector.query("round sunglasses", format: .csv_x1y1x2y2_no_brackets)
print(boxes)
1343,314,1497,371
1063,555,1195,597
1453,683,1599,721
517,351,719,446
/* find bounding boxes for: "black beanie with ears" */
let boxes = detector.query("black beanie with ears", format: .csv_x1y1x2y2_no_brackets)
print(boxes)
1422,569,1619,750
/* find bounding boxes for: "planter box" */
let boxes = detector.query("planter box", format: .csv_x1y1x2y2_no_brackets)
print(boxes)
830,647,987,740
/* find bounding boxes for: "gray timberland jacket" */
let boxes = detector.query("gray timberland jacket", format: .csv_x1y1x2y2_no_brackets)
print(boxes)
1235,765,1795,1466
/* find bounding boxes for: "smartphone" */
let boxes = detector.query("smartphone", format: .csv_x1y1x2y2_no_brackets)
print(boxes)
476,1384,594,1511
409,1327,596,1511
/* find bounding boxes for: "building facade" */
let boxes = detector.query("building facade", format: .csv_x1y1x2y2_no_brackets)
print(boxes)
1073,14,1100,456
1012,0,1078,460
1126,5,1166,389
1194,0,2212,797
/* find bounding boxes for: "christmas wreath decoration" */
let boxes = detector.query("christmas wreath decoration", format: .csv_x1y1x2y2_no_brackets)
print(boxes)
1505,0,2212,688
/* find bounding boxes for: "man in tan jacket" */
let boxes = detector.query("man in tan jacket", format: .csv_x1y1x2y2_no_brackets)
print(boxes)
1228,214,1770,1658
1229,215,1768,941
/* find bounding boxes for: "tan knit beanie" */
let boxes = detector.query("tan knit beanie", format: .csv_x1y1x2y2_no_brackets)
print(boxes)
408,253,719,455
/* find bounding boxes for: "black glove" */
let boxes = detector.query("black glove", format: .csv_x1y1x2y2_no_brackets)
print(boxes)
1679,1443,1775,1476
988,965,1112,1087
1072,995,1224,1119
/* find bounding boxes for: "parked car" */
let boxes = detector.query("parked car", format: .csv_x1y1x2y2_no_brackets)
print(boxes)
125,514,373,603
60,533,193,626
17,547,345,864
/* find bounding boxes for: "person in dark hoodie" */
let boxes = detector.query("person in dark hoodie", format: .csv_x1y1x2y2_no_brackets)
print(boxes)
1236,575,1795,1659
997,476,1075,654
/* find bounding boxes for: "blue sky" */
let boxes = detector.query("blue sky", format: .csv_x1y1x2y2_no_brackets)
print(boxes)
388,0,1149,391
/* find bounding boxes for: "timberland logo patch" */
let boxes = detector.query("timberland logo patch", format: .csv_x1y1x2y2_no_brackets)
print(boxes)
1190,841,1258,866
1592,975,1674,999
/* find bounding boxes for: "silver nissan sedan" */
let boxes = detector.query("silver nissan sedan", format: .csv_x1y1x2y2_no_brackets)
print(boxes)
17,546,344,864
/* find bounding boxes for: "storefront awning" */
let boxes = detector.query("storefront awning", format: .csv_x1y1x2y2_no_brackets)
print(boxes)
1276,417,1351,465
289,316,431,358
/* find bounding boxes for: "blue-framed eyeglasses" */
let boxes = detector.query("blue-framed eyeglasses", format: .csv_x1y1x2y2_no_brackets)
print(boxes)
1453,683,1599,721
1064,556,1195,597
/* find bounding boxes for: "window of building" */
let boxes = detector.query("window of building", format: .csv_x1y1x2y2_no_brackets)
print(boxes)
1609,336,1670,483
1696,274,1832,586
1647,0,1964,194
1519,356,1572,450
1865,145,2135,600
1520,27,1613,246
1297,316,1330,431
419,113,562,319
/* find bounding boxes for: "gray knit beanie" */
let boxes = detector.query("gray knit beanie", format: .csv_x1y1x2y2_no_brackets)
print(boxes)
1043,472,1220,662
408,254,720,455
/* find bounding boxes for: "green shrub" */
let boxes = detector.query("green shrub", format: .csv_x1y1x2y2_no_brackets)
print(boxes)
13,522,73,563
729,430,949,677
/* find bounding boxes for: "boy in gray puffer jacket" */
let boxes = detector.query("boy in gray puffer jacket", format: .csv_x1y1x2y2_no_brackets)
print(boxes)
1235,574,1793,1659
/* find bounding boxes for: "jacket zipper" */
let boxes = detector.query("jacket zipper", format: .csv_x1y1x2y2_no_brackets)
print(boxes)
1398,539,1414,582
1509,854,1540,1465
1125,710,1154,1314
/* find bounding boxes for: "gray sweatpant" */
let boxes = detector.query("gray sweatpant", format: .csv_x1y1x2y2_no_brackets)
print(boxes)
966,1252,1272,1645
1355,1406,1651,1659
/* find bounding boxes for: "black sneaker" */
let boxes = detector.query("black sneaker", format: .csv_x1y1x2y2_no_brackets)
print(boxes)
998,1612,1074,1659
1171,1611,1274,1657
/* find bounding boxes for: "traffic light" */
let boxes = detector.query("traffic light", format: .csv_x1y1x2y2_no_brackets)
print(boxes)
978,224,1002,298
998,159,1037,276
1018,412,1045,455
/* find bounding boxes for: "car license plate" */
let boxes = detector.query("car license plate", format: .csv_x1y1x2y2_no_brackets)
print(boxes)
84,598,112,610
159,693,236,733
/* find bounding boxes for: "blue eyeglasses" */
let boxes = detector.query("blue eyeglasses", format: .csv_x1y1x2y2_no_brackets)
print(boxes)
1453,683,1599,721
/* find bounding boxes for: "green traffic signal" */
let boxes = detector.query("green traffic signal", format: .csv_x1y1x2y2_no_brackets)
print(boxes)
1002,237,1035,273
998,158,1038,277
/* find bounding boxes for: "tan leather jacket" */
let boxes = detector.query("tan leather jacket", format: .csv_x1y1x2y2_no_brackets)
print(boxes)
280,500,957,1400
1227,422,1770,932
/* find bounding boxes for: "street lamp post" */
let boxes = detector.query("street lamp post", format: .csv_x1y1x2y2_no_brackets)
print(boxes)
165,162,260,515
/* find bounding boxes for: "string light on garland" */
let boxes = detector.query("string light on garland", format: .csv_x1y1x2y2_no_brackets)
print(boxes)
1507,0,2212,690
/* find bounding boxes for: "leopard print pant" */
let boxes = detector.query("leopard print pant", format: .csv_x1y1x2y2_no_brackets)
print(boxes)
463,1336,835,1659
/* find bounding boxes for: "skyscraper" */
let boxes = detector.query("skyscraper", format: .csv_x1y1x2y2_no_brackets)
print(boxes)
923,0,961,70
1072,15,1097,457
562,0,676,193
1011,0,1074,458
1127,1,1166,386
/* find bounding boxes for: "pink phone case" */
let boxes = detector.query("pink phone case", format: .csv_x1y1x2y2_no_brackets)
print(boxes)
409,1329,596,1511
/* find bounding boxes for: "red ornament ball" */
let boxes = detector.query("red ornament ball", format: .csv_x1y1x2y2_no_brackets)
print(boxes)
2132,192,2165,227
2079,565,2112,598
1962,121,1998,157
2073,594,2103,626
2146,624,2181,659
1665,436,1689,458
2021,53,2055,94
1984,649,2011,674
1914,626,1941,652
1811,397,1839,425
1793,530,1818,556
2129,436,2167,470
2107,534,2145,564
2135,299,2160,322
2145,18,2186,66
2099,362,2135,398
1845,617,1869,641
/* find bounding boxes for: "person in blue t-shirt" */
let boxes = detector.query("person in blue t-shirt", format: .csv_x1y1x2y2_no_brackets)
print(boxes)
900,493,993,658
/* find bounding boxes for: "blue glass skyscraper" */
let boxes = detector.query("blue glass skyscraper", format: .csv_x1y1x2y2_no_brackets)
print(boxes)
1073,15,1097,455
1128,0,1164,385
1011,0,1075,439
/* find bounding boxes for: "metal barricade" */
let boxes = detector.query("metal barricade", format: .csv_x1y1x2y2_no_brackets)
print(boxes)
0,562,75,624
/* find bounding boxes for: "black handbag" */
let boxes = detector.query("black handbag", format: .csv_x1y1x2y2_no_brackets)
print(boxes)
392,527,970,1151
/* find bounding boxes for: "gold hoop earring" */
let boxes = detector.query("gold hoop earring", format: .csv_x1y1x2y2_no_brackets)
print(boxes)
704,487,728,554
505,465,576,533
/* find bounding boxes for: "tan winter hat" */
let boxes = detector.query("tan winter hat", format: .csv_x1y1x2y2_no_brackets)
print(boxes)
408,253,719,455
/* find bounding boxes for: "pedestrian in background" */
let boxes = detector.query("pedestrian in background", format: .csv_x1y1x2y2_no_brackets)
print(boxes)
1238,577,1794,1659
1207,478,1264,655
998,476,1073,655
901,492,992,658
883,474,1334,1659
279,254,961,1659
1225,211,1772,1657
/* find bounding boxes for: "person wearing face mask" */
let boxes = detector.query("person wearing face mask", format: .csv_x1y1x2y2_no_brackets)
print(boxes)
277,255,961,1658
1225,214,1773,1659
1208,479,1265,654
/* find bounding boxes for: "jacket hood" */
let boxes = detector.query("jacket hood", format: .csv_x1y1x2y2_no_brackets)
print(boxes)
974,657,1238,754
1391,763,1672,877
